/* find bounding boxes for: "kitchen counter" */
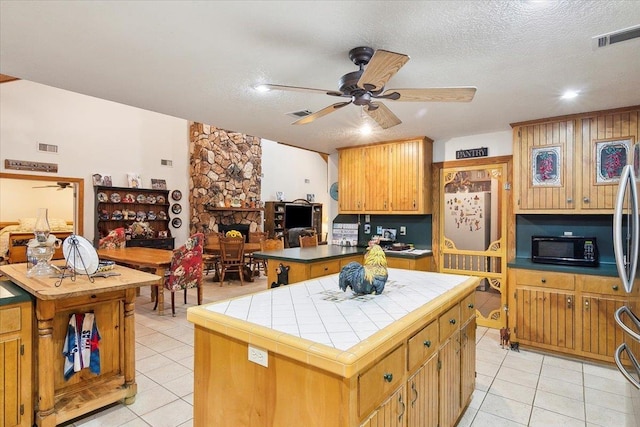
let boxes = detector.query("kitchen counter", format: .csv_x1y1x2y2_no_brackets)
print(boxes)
0,279,32,306
187,269,479,426
253,244,433,285
508,257,619,277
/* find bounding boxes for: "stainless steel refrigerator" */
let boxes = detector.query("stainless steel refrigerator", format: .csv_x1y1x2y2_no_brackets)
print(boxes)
612,164,640,426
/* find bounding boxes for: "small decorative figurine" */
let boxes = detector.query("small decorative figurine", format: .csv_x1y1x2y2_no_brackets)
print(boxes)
339,244,388,295
270,263,290,288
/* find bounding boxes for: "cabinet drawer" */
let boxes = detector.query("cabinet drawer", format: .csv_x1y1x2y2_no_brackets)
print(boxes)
514,269,575,290
579,275,623,296
359,344,405,417
461,292,476,322
309,260,340,278
408,320,438,372
439,304,461,341
0,306,21,334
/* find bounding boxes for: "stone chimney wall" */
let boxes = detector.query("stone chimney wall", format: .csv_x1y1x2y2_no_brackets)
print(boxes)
189,122,262,235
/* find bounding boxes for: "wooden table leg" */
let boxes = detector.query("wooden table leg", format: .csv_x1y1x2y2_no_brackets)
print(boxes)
154,267,166,315
35,300,57,427
123,288,137,404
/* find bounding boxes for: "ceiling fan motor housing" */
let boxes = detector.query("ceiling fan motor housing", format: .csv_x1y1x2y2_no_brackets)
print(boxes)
349,46,375,67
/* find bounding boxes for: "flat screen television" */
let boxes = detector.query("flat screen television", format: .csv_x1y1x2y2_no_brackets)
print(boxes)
284,204,313,229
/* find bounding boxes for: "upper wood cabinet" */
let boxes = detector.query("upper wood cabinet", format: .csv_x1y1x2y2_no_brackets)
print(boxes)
338,137,433,214
512,106,640,213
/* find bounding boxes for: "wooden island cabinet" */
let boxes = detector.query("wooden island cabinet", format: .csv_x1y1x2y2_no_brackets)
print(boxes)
0,263,160,427
187,269,479,427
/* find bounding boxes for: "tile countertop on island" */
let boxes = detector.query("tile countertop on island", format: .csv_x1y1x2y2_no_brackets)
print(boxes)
0,279,32,306
187,268,477,378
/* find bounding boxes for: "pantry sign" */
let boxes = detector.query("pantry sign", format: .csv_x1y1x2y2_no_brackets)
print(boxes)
456,147,488,159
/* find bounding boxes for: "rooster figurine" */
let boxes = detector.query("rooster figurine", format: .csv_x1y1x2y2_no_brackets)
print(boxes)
339,244,388,295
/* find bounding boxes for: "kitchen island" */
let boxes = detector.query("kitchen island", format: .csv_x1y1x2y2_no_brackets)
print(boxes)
0,262,161,427
187,269,479,427
252,245,433,287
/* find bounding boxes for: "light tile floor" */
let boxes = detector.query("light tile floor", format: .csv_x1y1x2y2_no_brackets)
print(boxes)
60,276,637,427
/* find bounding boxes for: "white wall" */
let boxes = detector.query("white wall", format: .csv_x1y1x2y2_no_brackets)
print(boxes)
260,139,331,237
433,130,512,162
0,80,191,244
0,81,334,244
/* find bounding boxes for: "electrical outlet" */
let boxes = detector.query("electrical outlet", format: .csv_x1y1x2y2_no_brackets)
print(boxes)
248,345,268,367
400,226,406,236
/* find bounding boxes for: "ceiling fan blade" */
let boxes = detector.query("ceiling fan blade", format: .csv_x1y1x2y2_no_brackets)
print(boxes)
357,49,410,92
380,87,477,102
365,102,402,129
292,101,352,125
258,83,345,98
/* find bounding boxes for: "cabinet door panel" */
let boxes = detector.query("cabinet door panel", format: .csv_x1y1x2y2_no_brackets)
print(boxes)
514,121,574,212
1,337,20,426
339,148,364,212
364,144,389,212
439,333,460,427
360,387,405,427
516,288,574,349
390,140,419,212
581,295,628,358
407,354,438,427
460,319,476,408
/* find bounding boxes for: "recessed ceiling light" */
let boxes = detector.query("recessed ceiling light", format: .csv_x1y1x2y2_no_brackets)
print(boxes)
254,84,270,92
561,90,579,99
360,123,372,135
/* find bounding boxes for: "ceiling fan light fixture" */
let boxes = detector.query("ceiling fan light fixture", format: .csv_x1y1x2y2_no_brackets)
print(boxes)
360,123,373,135
254,84,271,93
561,90,579,100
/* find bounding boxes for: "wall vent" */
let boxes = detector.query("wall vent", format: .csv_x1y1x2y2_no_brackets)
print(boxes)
161,159,173,167
593,24,640,49
286,109,313,119
38,142,58,153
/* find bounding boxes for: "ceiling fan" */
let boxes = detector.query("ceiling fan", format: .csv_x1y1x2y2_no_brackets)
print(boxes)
33,182,72,190
259,46,476,129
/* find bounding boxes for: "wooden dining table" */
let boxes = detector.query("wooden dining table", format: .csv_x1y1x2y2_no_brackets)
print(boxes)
97,247,174,315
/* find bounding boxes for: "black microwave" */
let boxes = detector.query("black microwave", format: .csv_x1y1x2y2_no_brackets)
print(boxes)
531,236,599,267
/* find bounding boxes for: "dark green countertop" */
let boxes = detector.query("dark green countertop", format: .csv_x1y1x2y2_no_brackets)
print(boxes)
0,279,33,306
508,258,619,277
252,245,433,263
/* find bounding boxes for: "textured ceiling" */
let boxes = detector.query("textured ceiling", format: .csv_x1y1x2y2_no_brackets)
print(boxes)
1,1,639,154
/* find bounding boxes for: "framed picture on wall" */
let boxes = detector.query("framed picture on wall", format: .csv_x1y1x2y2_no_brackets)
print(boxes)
531,145,561,187
151,178,167,190
594,137,632,184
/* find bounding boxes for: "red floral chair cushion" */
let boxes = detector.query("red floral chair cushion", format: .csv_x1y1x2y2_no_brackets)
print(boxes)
98,227,126,249
165,233,204,292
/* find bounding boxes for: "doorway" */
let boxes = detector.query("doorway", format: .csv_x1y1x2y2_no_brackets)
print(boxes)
435,159,510,330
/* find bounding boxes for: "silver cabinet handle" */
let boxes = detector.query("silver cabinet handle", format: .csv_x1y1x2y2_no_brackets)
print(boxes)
583,197,590,203
614,343,640,390
398,392,405,422
411,381,418,407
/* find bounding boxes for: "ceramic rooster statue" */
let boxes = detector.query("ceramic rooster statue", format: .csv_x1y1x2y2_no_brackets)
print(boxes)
339,244,388,295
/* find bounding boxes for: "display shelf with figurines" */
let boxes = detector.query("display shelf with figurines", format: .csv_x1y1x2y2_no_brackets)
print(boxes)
93,185,174,250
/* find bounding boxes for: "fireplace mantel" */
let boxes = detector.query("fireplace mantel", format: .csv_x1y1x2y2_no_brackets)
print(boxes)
206,207,263,213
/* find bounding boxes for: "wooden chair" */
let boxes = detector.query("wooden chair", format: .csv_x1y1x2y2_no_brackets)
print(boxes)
253,237,284,276
246,231,268,275
97,227,126,249
299,233,318,248
203,232,222,276
219,236,245,286
153,233,204,316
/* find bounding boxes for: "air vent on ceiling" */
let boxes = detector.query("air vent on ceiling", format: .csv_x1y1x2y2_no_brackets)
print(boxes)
593,24,640,49
286,109,313,119
161,159,173,167
38,143,58,153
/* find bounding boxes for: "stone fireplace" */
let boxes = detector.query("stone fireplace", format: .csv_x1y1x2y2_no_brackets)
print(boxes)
188,122,262,235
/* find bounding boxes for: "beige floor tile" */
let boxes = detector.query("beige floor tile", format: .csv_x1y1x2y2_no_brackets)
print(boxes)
528,407,586,427
536,375,584,401
119,419,152,427
471,408,528,426
543,354,584,373
144,363,192,385
477,359,502,378
584,372,631,396
127,386,179,416
162,373,195,398
139,398,193,427
476,373,494,392
489,378,536,405
479,393,532,425
501,356,543,375
161,344,195,363
585,387,633,414
540,364,583,386
74,404,138,426
533,390,585,421
495,366,540,389
585,402,629,426
469,389,488,410
458,406,479,427
136,353,175,374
